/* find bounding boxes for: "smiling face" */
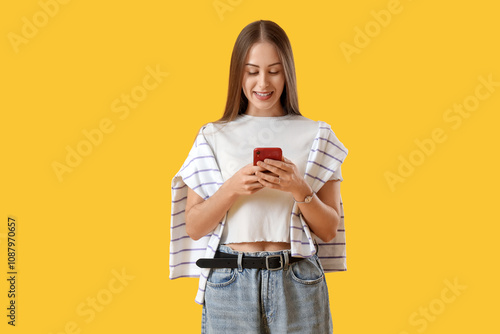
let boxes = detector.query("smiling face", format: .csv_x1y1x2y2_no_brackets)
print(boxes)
241,42,286,117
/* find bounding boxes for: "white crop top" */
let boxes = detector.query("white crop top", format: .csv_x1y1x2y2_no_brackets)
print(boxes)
202,114,342,244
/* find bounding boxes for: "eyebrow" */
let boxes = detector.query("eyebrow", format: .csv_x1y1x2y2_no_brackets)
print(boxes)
245,62,282,68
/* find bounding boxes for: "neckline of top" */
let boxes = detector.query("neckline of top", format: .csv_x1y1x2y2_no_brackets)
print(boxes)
238,113,295,120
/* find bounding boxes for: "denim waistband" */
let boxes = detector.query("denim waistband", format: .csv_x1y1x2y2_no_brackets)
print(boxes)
218,244,292,258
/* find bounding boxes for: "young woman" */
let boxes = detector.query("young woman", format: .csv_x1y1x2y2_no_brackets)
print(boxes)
170,20,348,333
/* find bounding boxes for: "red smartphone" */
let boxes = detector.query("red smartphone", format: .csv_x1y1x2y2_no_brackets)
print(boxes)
253,147,283,166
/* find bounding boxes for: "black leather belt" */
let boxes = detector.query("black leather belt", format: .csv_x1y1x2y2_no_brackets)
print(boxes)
196,251,304,271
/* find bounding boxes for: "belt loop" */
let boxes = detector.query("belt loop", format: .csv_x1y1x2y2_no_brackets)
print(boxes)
283,251,290,271
237,252,243,272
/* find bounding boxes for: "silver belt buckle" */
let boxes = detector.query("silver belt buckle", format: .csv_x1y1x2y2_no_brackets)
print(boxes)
266,255,283,271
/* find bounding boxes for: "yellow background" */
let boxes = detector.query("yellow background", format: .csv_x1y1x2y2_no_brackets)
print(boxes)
1,0,499,333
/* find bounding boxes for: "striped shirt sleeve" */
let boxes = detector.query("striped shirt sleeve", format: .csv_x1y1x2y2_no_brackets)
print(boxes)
169,126,225,287
289,121,349,271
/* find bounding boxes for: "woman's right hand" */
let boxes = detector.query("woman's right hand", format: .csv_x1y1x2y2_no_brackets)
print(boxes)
222,163,267,197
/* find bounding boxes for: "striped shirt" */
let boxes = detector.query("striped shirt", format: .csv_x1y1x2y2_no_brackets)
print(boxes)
170,119,348,305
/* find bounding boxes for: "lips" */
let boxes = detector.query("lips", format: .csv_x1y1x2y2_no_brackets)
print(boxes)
255,91,272,96
253,91,273,100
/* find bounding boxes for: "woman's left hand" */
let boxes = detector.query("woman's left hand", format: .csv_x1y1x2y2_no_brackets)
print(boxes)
256,157,312,199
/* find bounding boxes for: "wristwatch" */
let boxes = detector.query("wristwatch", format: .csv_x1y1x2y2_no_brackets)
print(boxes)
294,193,313,203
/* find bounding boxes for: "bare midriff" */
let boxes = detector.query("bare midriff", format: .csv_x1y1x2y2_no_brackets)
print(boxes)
225,241,291,252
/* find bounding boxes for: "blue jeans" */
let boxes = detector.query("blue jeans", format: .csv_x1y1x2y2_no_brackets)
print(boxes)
201,245,333,333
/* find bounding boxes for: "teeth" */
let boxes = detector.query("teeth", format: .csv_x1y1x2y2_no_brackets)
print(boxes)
255,91,272,97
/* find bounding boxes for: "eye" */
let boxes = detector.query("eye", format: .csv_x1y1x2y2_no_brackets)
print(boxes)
248,72,258,75
269,71,280,75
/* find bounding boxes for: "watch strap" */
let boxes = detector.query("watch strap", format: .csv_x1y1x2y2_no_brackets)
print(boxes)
294,193,313,203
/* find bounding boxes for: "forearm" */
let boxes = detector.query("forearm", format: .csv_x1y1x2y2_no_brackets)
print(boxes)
293,184,340,242
185,184,238,240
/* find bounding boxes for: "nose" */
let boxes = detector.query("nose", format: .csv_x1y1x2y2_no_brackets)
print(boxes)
258,72,269,89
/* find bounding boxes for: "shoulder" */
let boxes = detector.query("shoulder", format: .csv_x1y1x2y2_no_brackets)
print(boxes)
196,121,223,138
285,115,320,129
196,121,233,148
198,121,216,133
314,119,333,129
184,122,217,149
315,120,344,136
313,120,348,155
289,115,330,127
288,116,334,135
